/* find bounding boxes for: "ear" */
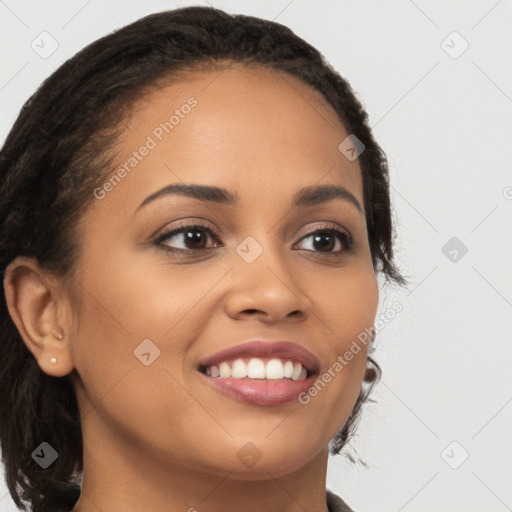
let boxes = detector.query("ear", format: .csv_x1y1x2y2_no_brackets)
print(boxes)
3,256,75,377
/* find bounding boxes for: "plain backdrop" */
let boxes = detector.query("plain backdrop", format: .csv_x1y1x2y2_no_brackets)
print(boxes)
1,1,511,511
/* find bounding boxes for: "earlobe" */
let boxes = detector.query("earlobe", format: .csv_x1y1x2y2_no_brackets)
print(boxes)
3,256,74,377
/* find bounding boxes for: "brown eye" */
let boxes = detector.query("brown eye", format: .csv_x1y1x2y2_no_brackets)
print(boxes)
295,227,353,254
155,224,220,253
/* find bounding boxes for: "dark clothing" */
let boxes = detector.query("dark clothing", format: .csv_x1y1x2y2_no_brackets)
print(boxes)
327,489,355,511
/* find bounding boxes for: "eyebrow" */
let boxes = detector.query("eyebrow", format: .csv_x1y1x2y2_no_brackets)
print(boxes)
136,183,363,214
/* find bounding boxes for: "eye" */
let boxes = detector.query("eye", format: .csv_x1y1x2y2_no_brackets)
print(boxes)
154,223,221,254
154,222,354,256
295,226,353,255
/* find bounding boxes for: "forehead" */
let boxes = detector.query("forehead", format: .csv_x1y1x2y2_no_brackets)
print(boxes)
96,64,364,214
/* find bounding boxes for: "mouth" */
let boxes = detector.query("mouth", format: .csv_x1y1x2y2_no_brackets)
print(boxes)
198,356,313,380
196,340,320,406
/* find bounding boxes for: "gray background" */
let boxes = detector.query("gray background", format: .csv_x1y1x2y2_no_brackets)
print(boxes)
1,1,511,511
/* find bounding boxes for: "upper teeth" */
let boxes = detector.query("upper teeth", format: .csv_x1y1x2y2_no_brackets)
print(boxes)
204,358,308,381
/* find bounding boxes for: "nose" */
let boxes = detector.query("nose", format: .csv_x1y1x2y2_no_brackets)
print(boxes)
223,239,313,324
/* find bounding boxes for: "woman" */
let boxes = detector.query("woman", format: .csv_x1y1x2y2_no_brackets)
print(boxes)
0,6,407,512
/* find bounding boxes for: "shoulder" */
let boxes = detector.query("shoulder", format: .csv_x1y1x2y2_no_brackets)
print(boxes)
326,488,356,512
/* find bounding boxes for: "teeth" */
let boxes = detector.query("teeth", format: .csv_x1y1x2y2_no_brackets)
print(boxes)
231,359,247,378
219,362,231,378
265,358,284,379
291,362,303,381
203,357,308,381
247,358,265,379
283,361,294,378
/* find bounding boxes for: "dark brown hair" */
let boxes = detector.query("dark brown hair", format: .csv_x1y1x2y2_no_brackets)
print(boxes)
0,6,407,511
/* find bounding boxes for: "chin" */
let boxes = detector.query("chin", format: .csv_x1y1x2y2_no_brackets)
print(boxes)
223,439,324,480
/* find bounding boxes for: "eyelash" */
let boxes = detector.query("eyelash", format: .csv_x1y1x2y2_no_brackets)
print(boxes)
154,220,354,258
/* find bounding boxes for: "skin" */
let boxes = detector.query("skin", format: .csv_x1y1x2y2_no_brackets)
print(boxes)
4,64,379,512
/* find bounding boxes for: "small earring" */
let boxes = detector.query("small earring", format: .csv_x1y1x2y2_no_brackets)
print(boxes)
54,329,64,340
49,357,57,364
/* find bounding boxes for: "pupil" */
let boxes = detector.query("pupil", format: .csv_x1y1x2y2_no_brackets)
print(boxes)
313,233,334,252
185,230,206,249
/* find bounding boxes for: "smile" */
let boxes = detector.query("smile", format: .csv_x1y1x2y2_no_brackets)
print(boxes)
199,357,308,381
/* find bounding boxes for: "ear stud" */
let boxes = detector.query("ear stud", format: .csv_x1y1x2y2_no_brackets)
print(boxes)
49,357,57,364
54,329,64,340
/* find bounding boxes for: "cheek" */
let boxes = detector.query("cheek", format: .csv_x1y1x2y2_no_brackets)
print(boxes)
309,265,379,348
69,253,209,413
69,276,196,448
287,268,378,426
335,272,378,384
79,245,217,339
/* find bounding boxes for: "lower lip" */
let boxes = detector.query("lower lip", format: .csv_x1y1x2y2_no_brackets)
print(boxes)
198,371,316,406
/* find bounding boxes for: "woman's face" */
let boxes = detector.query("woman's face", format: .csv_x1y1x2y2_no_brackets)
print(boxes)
66,65,379,479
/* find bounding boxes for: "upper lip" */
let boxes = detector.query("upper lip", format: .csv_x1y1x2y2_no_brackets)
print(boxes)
197,340,320,374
